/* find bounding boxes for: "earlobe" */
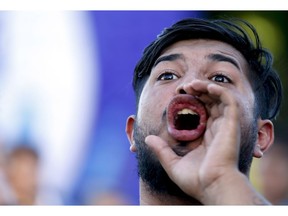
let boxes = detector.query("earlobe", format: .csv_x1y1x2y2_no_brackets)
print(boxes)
253,119,274,158
126,115,137,152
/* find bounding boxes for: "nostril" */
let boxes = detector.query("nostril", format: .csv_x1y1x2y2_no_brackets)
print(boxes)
179,89,186,94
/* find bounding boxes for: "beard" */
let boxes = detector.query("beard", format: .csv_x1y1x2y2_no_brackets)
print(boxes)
133,117,258,202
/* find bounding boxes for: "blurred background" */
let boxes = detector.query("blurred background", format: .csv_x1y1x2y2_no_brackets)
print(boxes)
0,11,286,205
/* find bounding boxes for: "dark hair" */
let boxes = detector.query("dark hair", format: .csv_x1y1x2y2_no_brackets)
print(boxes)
133,18,283,120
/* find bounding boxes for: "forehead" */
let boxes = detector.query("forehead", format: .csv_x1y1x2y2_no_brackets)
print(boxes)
158,39,248,69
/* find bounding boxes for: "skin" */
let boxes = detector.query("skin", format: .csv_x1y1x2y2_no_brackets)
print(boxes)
126,39,274,205
5,150,38,205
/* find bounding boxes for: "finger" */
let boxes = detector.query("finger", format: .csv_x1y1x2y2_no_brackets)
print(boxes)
207,84,239,121
184,80,241,150
183,80,210,95
183,80,225,106
206,84,241,157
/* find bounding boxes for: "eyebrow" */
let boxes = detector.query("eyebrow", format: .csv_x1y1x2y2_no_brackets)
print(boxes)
207,53,240,70
153,53,183,68
153,52,241,71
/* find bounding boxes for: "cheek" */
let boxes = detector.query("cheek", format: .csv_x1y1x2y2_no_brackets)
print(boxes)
244,93,256,120
239,78,256,116
241,99,254,120
232,90,256,131
236,81,255,117
137,86,170,125
240,100,257,138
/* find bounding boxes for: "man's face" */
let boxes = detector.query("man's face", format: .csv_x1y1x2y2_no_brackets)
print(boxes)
129,39,258,196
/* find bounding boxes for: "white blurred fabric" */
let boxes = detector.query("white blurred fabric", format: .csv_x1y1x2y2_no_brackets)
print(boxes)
0,11,99,204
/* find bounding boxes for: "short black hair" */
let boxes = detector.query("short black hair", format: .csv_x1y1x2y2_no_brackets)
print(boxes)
133,17,283,120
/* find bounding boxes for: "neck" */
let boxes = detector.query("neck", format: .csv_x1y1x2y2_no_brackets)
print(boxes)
139,179,202,205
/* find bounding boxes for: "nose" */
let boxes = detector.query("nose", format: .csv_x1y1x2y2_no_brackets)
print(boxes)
176,80,202,96
177,88,187,94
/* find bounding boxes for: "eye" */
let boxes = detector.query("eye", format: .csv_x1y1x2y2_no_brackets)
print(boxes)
157,72,179,81
211,74,232,83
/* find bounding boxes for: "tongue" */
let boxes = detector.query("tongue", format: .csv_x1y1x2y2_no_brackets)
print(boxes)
167,95,207,141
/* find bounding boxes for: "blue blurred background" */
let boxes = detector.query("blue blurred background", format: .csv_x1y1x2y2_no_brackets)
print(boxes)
0,11,287,205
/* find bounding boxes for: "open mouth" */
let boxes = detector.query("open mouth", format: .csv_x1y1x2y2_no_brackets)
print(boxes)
167,95,207,141
174,108,200,130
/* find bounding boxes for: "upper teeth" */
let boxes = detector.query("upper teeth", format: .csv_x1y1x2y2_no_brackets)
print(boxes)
177,108,197,115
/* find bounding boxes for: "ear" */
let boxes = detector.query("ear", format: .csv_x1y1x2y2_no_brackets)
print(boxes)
126,115,137,152
253,119,274,158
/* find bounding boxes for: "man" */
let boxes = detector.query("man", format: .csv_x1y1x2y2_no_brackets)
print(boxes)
125,18,283,205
